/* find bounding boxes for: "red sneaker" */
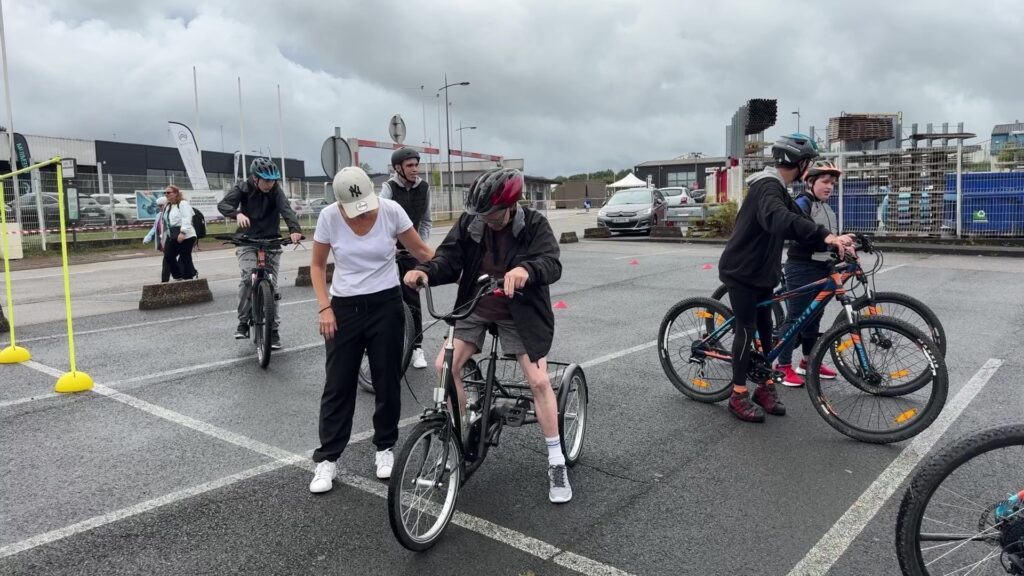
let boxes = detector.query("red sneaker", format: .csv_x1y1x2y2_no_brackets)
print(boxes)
798,358,838,380
753,382,786,416
776,364,804,387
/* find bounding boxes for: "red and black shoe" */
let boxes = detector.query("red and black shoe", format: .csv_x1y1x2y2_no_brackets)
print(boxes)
728,390,766,423
797,358,838,379
753,382,787,416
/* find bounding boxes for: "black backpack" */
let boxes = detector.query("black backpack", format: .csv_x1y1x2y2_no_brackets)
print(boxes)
192,209,207,239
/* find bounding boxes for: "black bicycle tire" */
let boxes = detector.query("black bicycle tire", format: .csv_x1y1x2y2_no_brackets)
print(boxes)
711,283,785,329
358,302,416,393
832,291,946,357
256,281,274,369
805,316,947,444
557,365,588,467
658,297,736,403
387,419,463,551
895,423,1024,576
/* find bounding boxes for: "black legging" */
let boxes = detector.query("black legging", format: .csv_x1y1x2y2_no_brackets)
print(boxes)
725,283,775,387
163,237,197,280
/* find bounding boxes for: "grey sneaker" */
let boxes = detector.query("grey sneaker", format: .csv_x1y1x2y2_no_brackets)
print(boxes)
548,464,572,504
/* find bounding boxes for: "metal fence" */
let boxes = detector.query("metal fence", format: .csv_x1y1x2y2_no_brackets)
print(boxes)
742,143,1024,238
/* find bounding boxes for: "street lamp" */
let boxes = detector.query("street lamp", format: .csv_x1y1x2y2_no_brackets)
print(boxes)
456,123,477,187
792,108,801,133
437,74,470,216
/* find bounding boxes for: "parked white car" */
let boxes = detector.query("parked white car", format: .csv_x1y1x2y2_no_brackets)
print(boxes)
91,194,138,225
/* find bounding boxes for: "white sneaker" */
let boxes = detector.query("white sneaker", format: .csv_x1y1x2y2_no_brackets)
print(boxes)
549,464,572,504
309,460,336,494
375,449,394,479
411,348,428,369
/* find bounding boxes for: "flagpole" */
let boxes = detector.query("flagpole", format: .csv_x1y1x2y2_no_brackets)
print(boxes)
192,66,201,158
277,83,286,192
238,77,246,179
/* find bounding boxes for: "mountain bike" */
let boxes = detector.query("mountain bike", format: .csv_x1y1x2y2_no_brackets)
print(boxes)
711,240,946,356
895,424,1024,575
387,276,588,551
659,239,948,444
214,233,301,368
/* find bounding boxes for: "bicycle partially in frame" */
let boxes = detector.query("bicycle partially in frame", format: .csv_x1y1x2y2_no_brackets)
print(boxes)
658,239,948,444
387,275,588,551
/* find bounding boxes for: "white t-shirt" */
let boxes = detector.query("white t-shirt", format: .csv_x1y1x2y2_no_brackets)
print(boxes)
313,198,413,297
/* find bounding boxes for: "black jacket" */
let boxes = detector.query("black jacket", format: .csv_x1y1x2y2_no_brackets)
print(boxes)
417,206,561,362
719,168,830,289
217,180,302,239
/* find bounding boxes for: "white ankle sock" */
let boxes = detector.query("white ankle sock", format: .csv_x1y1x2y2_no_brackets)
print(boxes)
545,436,565,466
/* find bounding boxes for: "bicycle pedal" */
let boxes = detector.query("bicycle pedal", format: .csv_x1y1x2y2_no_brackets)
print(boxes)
770,370,785,385
503,398,532,427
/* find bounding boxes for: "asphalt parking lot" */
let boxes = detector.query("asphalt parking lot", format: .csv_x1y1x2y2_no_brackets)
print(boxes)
2,211,1022,575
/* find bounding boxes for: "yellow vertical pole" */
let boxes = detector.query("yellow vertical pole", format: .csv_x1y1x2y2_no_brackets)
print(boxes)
53,157,92,392
0,173,30,363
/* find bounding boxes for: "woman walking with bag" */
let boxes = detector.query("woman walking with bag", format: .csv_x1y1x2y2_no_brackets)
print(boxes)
308,167,434,493
162,185,198,281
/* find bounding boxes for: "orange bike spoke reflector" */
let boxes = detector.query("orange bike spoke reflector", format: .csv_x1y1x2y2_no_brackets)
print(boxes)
692,378,710,389
836,339,854,352
865,306,883,316
715,314,725,325
696,311,713,319
895,409,918,425
890,369,911,379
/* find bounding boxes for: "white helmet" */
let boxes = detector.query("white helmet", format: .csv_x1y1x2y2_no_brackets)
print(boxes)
332,166,379,218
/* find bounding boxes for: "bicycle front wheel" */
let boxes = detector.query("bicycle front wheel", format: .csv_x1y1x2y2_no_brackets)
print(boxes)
387,419,463,551
895,424,1024,576
254,281,274,369
359,302,415,393
806,316,947,444
832,291,946,357
658,297,735,403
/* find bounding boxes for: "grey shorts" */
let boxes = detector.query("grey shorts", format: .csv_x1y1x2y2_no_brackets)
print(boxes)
454,313,526,357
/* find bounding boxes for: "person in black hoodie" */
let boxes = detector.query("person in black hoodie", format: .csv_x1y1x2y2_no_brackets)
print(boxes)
403,168,573,504
718,134,854,423
379,147,432,370
218,157,303,349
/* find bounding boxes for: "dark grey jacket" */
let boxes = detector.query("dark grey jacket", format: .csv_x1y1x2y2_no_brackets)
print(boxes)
418,206,561,362
217,180,302,239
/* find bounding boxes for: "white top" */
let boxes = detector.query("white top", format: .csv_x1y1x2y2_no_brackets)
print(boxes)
165,201,196,239
314,198,413,297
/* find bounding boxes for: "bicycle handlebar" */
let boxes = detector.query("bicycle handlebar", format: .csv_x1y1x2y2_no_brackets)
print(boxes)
213,233,305,247
419,275,507,324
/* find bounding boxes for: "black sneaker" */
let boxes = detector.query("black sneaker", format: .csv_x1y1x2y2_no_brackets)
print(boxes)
233,323,249,339
270,330,282,350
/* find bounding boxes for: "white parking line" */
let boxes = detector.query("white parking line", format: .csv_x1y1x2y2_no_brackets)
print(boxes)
786,358,1004,576
10,358,634,575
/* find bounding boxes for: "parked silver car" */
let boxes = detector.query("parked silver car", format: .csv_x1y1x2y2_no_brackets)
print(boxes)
596,188,667,234
659,186,703,225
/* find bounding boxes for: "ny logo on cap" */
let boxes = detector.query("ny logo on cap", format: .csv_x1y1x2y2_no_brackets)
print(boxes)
349,184,362,198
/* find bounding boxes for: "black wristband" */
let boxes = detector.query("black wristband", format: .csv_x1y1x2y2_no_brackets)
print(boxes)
319,306,331,314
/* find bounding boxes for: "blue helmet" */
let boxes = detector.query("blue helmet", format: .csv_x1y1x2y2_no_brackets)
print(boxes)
250,157,281,180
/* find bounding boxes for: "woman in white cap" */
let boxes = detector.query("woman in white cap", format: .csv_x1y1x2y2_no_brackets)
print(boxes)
308,166,434,493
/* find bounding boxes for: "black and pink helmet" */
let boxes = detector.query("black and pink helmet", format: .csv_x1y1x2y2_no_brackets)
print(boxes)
464,168,523,215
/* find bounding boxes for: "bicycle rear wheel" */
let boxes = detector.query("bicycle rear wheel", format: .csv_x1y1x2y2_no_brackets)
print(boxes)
805,316,947,444
832,291,946,357
658,297,735,403
387,418,463,551
254,281,274,369
359,302,415,393
895,424,1024,576
557,365,588,467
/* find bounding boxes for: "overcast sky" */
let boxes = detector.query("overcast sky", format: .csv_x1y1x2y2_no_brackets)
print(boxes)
3,0,1020,177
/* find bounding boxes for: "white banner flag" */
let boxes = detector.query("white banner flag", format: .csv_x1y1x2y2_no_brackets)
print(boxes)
168,121,210,190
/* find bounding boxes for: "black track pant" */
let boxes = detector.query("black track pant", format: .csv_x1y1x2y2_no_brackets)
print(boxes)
313,287,405,462
725,283,775,387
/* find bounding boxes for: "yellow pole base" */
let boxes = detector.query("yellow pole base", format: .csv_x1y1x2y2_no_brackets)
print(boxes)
55,371,94,393
0,345,31,364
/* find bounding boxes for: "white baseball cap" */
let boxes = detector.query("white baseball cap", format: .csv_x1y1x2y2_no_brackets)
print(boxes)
332,166,379,218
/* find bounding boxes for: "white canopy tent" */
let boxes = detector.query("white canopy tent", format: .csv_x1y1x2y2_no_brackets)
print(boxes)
606,172,648,189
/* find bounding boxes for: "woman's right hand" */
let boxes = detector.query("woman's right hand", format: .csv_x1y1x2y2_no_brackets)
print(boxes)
404,270,428,289
318,306,337,340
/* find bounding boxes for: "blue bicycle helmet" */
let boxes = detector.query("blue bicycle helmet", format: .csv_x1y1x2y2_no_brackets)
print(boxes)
250,157,281,181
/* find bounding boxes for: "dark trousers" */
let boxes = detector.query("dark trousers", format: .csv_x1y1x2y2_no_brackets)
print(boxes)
776,260,830,365
726,283,775,387
163,237,197,280
397,252,424,347
313,287,405,462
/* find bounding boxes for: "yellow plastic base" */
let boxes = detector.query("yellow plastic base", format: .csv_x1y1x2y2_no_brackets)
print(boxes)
0,345,31,364
54,371,94,393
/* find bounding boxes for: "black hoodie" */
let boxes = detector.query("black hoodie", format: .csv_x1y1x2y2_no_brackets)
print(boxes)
718,167,830,289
